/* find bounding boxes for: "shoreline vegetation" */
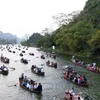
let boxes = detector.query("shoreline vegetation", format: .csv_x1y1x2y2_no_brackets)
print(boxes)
21,0,100,58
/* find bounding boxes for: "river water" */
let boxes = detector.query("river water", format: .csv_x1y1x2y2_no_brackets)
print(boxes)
0,45,100,100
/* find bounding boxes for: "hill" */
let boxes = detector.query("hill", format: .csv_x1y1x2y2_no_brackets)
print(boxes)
0,31,18,44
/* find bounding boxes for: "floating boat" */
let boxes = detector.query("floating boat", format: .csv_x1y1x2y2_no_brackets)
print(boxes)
71,59,86,67
31,65,45,76
29,53,34,56
87,67,100,74
64,75,89,87
19,77,42,93
0,56,10,63
20,58,28,64
65,89,92,100
46,61,57,68
0,65,9,75
72,58,100,74
19,53,23,56
40,55,45,59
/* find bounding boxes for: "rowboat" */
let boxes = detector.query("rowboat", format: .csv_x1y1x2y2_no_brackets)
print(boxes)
64,75,89,87
20,58,28,64
0,57,9,64
19,78,42,94
65,89,92,100
46,61,57,68
31,66,45,76
0,65,9,75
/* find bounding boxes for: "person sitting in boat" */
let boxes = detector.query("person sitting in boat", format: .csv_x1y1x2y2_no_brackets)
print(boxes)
31,65,36,70
26,81,31,89
83,76,87,84
72,56,75,60
65,89,70,100
24,76,28,81
79,75,83,84
92,62,96,67
72,76,77,82
54,62,57,67
70,74,74,81
69,87,76,98
1,65,6,69
36,83,42,92
49,62,52,66
47,60,50,64
34,82,38,90
22,80,27,87
78,77,81,84
20,73,24,79
37,68,41,73
29,82,34,91
75,77,78,83
41,67,44,72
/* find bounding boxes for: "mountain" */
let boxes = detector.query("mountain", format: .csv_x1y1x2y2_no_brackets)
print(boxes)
21,33,42,46
0,31,18,44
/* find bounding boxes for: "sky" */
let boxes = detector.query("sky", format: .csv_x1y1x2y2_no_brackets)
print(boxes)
0,0,88,37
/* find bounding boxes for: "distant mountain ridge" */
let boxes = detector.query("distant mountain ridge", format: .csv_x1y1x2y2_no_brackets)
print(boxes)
0,31,19,44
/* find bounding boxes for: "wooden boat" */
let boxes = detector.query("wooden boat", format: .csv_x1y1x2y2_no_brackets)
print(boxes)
72,58,100,74
31,65,45,76
64,75,88,87
22,51,25,53
71,59,86,67
46,61,57,68
19,78,42,93
65,90,84,100
20,58,28,64
0,65,9,75
0,56,9,63
19,53,23,56
87,67,100,74
64,89,92,100
47,52,56,59
13,51,15,53
40,55,45,59
29,53,34,56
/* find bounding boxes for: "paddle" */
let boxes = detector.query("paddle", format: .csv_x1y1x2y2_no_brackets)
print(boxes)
8,67,15,70
25,69,30,72
8,83,18,87
41,64,44,66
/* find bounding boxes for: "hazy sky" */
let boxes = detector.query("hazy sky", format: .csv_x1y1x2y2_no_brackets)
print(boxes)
0,0,87,37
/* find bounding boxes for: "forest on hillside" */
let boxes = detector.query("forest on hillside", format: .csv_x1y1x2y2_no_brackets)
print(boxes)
21,0,100,57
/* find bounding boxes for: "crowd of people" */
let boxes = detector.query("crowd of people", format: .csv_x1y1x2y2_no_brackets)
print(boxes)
65,87,81,100
19,73,42,92
72,56,85,66
64,67,87,85
31,65,44,73
46,60,57,68
72,56,100,73
87,63,100,72
46,52,56,59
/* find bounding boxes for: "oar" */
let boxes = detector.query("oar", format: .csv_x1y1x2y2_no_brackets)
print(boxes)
8,83,18,87
41,64,44,66
15,60,19,62
8,67,15,70
25,69,30,72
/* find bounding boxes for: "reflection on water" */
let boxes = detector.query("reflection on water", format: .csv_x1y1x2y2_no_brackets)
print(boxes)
0,45,100,100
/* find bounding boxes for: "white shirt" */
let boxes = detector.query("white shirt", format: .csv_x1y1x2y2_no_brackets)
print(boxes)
4,68,7,71
41,68,44,72
26,83,30,88
34,84,38,89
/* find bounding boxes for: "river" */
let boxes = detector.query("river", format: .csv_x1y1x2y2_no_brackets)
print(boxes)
0,45,100,100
